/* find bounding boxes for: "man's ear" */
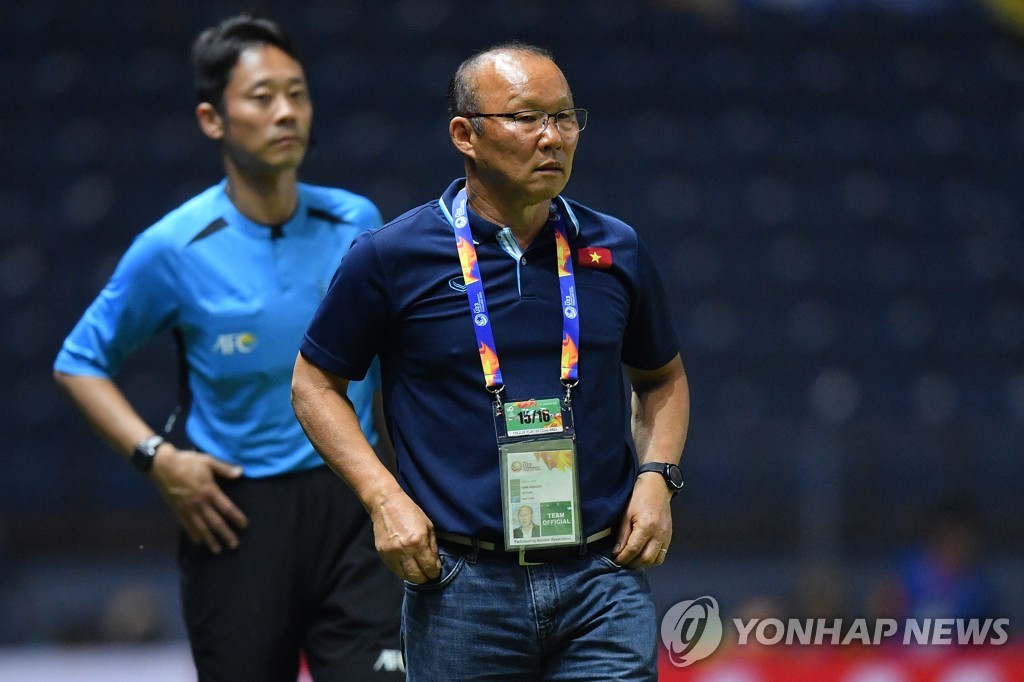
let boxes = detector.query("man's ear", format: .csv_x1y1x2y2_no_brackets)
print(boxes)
196,102,224,141
449,116,477,159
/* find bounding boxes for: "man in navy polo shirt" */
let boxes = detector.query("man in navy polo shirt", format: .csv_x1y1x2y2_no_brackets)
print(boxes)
293,41,690,680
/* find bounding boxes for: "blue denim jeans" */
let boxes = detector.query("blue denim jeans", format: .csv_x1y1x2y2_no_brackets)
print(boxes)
402,543,657,681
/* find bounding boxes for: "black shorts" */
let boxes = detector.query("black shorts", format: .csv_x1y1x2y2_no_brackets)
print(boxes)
178,466,404,681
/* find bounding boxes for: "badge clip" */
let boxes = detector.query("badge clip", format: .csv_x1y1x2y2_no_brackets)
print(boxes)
518,549,543,566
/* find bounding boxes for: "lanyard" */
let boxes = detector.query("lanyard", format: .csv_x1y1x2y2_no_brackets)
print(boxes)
443,188,580,395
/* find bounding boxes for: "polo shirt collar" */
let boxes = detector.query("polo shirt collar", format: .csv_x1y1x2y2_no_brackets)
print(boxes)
438,178,580,244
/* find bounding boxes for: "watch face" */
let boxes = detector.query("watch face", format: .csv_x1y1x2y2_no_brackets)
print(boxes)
667,465,684,489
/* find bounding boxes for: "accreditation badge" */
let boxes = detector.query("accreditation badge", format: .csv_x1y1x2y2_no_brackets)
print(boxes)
495,397,582,551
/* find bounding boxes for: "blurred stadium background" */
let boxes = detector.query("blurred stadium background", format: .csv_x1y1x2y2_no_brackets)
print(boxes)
2,0,1023,678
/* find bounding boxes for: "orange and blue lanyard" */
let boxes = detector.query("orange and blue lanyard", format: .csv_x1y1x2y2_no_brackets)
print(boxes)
443,188,580,395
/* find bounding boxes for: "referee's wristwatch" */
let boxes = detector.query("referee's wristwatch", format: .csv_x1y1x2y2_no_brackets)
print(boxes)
638,462,684,495
131,435,166,474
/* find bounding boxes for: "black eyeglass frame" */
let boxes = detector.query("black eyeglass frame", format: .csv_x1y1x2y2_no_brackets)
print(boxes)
458,108,589,133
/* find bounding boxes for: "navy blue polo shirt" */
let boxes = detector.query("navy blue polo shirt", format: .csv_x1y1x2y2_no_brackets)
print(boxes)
301,179,679,539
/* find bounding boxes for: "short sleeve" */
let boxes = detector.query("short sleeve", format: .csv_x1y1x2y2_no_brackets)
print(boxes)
621,236,679,371
54,230,178,378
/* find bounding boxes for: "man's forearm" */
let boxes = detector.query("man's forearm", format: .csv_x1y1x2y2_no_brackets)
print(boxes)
291,352,402,511
54,371,160,457
629,354,690,465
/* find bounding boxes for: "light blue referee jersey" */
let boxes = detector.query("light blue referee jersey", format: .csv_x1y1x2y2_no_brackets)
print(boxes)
55,179,382,477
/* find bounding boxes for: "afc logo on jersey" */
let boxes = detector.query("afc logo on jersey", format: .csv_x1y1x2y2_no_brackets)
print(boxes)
213,332,258,355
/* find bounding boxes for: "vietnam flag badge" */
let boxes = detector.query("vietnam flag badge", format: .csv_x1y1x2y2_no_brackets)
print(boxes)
577,246,612,269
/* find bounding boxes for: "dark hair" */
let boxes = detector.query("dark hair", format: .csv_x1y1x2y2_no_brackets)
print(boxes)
191,14,304,111
446,41,555,132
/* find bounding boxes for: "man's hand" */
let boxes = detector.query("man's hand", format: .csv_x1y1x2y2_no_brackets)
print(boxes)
612,473,674,568
370,490,442,584
150,445,248,554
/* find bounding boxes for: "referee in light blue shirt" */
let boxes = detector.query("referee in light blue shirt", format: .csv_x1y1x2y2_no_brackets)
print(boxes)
53,14,403,681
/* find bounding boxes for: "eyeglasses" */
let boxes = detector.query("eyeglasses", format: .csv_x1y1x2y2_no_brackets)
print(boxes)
460,108,588,135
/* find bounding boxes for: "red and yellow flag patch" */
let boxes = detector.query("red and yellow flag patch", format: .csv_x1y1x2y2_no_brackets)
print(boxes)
577,246,612,269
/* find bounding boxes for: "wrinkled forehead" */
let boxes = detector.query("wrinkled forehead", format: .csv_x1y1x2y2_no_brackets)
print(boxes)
475,51,570,106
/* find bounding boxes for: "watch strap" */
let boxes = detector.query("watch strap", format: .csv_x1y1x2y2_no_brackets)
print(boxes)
638,461,684,493
131,435,165,473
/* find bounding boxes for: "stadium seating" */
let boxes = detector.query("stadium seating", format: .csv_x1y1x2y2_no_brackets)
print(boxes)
2,0,1022,643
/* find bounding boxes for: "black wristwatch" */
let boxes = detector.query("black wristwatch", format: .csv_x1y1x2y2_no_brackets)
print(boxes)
131,435,165,473
638,462,684,494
